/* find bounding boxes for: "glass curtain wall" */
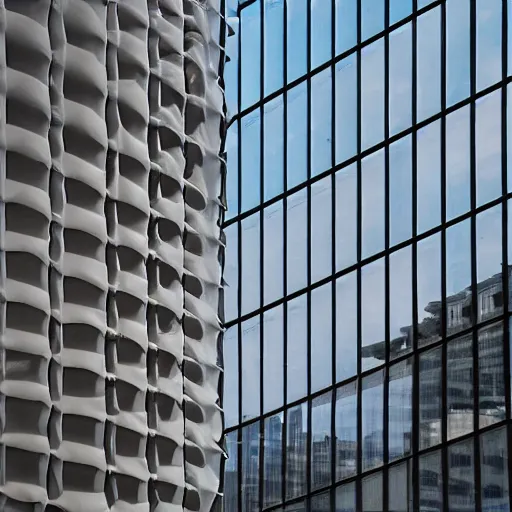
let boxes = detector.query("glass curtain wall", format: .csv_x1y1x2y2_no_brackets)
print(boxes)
223,0,512,511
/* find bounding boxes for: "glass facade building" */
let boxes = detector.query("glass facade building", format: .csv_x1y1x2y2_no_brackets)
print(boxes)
223,0,512,510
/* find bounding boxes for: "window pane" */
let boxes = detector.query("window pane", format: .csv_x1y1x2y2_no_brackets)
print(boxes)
224,23,239,116
508,85,512,193
417,7,441,122
287,82,308,189
446,0,470,106
241,1,261,110
362,370,384,471
286,403,308,499
479,322,506,428
419,347,442,450
446,219,472,336
241,110,261,211
390,0,412,26
476,0,502,92
311,68,332,177
311,0,331,69
362,149,385,258
224,223,239,323
241,213,260,315
263,306,284,413
287,0,307,82
311,392,332,490
446,105,471,221
264,201,284,305
225,431,238,512
362,39,385,150
263,413,283,507
335,0,357,55
287,294,308,403
335,55,358,164
362,0,384,41
335,481,356,512
476,205,503,322
311,178,332,282
264,0,284,96
417,234,442,346
224,326,239,428
287,188,308,294
448,440,475,512
226,123,239,220
417,120,441,234
361,258,386,372
241,421,260,512
480,427,509,511
335,164,357,271
476,90,502,207
389,461,413,512
264,96,285,201
419,450,442,512
242,317,260,421
311,283,332,392
389,135,412,247
335,382,357,481
363,471,383,512
311,491,331,512
447,333,474,440
336,271,358,382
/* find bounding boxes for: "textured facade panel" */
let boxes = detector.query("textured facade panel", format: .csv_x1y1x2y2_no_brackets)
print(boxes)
0,0,226,510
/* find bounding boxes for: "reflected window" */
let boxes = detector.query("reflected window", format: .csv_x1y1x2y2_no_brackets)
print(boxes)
224,431,239,512
311,392,332,491
389,461,413,512
311,177,332,282
241,111,261,212
419,347,442,450
264,0,284,96
287,82,308,189
287,294,308,403
226,123,239,220
242,317,260,421
264,201,284,305
363,471,383,512
481,427,509,510
335,0,357,55
448,440,475,511
476,0,502,92
335,382,357,481
263,306,284,413
311,68,332,177
286,402,308,500
390,0,412,26
361,0,384,41
287,0,307,82
224,326,239,428
419,450,442,512
335,164,357,271
241,214,260,315
224,223,239,323
335,481,356,512
311,283,332,392
264,97,285,201
362,370,384,471
287,188,308,294
311,491,331,512
311,0,331,69
241,1,261,110
241,421,260,512
263,413,283,507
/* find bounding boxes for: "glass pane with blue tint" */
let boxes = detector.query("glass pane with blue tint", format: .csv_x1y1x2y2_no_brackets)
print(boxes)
311,177,332,283
362,149,385,258
241,110,261,212
311,392,332,490
224,326,239,428
263,413,283,508
335,382,357,481
287,0,307,83
287,188,308,294
446,105,471,221
224,431,238,512
389,135,412,247
226,123,239,220
362,38,385,151
241,1,261,110
480,427,509,511
362,370,384,471
389,461,413,512
241,421,260,512
264,201,284,305
264,0,284,96
419,346,442,449
311,67,332,177
363,471,383,511
335,0,357,55
447,333,474,440
286,501,306,511
418,0,437,7
311,491,331,512
389,246,413,360
446,0,470,107
263,306,284,413
287,82,308,189
286,402,308,499
224,22,239,116
362,0,384,41
335,164,358,271
361,258,386,372
476,90,501,207
446,219,472,336
287,293,308,403
479,322,505,428
448,439,475,511
389,23,412,136
311,0,331,69
389,359,413,462
417,234,442,347
264,96,284,201
336,481,356,511
476,0,502,92
241,213,260,315
417,120,441,234
311,282,333,393
224,223,239,323
476,205,503,322
242,316,260,421
335,54,358,164
336,271,358,382
419,450,442,512
390,0,412,26
417,7,441,123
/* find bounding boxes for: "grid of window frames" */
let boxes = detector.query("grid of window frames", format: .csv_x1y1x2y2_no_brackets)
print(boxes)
222,0,512,511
